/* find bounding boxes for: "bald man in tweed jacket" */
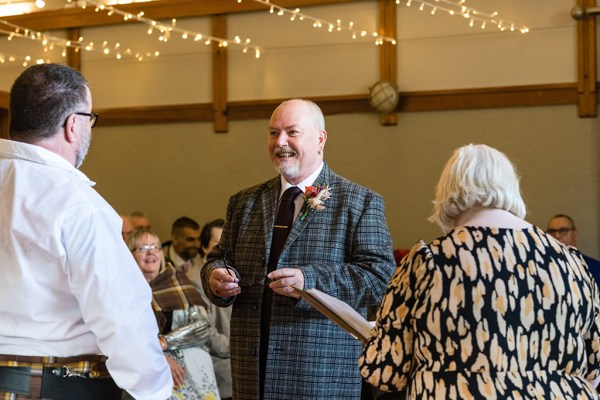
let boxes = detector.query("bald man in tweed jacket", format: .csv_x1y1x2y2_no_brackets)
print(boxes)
201,99,395,400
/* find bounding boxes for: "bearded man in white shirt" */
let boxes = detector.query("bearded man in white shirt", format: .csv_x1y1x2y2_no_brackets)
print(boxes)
0,64,172,400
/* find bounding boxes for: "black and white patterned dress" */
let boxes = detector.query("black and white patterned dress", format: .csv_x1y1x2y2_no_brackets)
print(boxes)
360,226,600,399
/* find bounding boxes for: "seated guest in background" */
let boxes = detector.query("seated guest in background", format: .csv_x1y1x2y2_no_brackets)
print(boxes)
165,217,233,398
121,214,134,240
360,144,600,398
547,214,600,285
129,210,152,230
199,218,232,400
127,229,228,400
163,216,203,285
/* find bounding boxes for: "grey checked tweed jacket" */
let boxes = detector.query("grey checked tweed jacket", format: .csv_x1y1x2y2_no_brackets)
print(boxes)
201,163,395,399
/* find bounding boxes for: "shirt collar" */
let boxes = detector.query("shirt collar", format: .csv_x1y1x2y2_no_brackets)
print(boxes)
0,138,95,186
279,162,324,197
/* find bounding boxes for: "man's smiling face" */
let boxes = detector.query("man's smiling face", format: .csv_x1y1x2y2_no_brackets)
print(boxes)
267,100,326,185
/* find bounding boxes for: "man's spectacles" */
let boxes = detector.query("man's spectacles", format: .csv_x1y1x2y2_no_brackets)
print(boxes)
63,112,99,128
132,244,162,253
75,112,99,128
546,227,574,236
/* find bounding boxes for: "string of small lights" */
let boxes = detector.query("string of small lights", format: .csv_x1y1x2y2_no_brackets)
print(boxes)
74,0,263,58
0,0,527,70
0,30,49,65
239,0,396,45
0,0,45,8
0,18,157,63
399,0,529,33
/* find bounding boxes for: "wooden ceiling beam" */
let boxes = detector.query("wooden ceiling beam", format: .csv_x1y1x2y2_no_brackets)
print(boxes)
84,84,577,127
3,0,363,31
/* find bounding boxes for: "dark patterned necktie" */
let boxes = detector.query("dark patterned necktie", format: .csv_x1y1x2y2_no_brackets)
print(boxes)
267,186,302,270
260,185,302,399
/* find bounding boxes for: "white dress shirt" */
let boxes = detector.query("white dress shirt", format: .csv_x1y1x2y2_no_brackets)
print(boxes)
0,139,172,400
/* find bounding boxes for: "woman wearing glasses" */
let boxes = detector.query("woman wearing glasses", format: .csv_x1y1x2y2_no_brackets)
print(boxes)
126,229,227,400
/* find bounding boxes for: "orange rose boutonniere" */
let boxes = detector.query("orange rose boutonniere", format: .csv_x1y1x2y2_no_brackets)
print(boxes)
299,183,332,220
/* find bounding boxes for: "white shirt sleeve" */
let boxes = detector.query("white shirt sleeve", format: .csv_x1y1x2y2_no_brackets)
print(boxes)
62,209,173,400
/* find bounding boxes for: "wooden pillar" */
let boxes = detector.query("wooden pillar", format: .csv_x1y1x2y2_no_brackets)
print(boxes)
212,15,228,133
66,28,81,71
576,0,597,117
378,0,398,126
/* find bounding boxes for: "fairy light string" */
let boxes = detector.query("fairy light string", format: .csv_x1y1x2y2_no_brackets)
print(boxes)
0,18,156,64
0,0,526,69
239,0,396,45
400,0,529,33
239,0,527,38
0,35,49,66
72,0,263,58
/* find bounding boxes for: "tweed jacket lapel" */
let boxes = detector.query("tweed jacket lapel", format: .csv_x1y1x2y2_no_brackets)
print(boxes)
279,163,334,259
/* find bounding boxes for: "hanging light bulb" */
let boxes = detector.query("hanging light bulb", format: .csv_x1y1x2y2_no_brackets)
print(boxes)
35,0,45,8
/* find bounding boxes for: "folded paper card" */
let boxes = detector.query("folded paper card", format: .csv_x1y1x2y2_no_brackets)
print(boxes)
292,286,373,342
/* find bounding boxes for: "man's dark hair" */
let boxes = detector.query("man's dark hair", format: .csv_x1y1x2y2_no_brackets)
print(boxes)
171,216,200,234
199,218,225,256
10,63,89,142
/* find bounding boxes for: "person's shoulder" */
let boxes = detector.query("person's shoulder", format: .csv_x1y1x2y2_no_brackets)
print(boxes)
396,240,435,273
423,227,473,261
229,176,278,200
582,253,600,268
324,166,381,199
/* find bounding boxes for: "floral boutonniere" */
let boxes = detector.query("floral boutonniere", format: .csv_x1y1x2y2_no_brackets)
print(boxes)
299,183,332,220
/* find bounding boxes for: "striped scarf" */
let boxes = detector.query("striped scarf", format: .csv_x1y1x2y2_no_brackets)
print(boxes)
149,262,207,331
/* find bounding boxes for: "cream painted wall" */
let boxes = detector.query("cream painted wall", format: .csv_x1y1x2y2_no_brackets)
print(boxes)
0,1,598,256
81,105,600,259
395,1,576,89
0,1,573,101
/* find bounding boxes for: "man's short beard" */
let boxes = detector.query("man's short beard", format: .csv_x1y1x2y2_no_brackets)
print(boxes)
74,131,92,169
74,149,86,169
183,247,199,260
273,162,300,180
